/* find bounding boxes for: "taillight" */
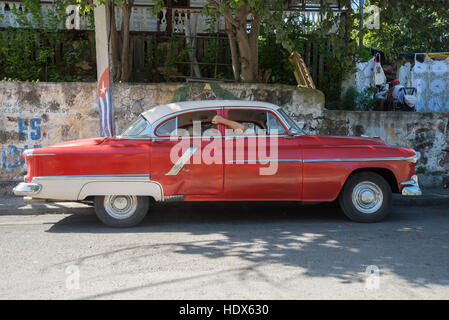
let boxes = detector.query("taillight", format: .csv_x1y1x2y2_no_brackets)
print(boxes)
23,150,34,183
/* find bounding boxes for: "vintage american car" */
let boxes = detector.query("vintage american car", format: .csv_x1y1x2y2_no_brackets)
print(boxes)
14,100,422,227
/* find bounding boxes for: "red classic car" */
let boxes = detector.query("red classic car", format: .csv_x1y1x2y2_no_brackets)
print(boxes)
14,100,421,227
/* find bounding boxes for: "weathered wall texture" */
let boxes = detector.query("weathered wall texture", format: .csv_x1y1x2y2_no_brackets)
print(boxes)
112,83,325,134
318,111,449,187
1,81,448,188
1,82,99,182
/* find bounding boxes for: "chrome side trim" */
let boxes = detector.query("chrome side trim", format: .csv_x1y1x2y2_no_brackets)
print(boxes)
401,175,422,196
33,174,150,181
164,195,186,202
24,149,56,157
149,134,293,141
165,146,198,176
13,183,42,196
227,159,303,164
227,155,419,164
303,156,417,163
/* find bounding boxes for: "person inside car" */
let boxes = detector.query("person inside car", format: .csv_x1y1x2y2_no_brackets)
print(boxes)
212,115,250,135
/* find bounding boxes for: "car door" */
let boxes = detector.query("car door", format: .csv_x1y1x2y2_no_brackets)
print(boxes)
149,108,224,197
222,107,302,200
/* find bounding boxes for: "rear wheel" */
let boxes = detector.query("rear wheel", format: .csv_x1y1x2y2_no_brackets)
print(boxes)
339,172,392,222
94,195,149,227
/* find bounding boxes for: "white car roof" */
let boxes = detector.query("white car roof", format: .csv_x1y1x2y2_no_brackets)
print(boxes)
141,100,280,124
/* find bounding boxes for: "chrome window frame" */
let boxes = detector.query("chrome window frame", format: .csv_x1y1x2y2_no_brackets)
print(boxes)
221,106,300,137
155,116,178,137
151,106,221,138
117,105,303,140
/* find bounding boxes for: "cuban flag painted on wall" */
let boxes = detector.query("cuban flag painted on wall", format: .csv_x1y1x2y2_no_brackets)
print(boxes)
98,67,114,137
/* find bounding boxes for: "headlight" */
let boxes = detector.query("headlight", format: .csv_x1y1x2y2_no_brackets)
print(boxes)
410,151,420,164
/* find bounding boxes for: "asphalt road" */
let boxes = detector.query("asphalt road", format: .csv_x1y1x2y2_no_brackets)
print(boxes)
0,202,448,300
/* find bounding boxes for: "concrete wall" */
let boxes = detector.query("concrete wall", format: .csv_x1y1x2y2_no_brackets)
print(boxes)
1,81,448,191
318,111,449,187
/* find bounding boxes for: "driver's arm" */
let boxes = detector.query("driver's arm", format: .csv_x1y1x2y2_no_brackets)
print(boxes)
212,115,245,134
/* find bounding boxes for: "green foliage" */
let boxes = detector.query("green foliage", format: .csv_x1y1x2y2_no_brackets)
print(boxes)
0,0,94,82
259,9,361,110
364,0,449,62
144,35,189,82
339,86,377,111
165,36,189,79
200,35,233,80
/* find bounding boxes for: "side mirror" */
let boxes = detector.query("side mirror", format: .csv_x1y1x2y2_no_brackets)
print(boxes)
288,128,299,136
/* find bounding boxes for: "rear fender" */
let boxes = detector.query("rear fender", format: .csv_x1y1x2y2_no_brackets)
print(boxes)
78,181,164,201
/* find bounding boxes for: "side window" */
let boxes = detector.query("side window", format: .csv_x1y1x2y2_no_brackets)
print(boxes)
227,109,267,135
225,109,286,135
155,110,219,137
267,112,286,134
177,110,218,136
156,117,177,136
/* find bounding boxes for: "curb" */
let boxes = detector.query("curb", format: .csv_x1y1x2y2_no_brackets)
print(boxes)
393,195,449,207
1,192,448,216
0,197,93,216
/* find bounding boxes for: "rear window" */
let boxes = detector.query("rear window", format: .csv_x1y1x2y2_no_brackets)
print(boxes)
121,116,152,137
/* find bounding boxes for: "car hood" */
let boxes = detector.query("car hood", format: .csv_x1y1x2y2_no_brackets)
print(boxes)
309,135,388,146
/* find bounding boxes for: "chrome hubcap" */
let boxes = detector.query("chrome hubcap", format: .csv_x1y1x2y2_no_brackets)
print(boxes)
104,195,138,219
352,182,383,214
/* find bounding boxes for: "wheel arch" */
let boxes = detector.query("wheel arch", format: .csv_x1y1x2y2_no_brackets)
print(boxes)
341,167,399,196
77,181,164,201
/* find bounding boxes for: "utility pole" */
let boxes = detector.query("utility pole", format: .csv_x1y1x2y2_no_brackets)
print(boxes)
94,0,115,137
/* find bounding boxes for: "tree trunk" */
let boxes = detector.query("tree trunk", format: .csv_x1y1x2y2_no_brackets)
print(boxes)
184,12,202,78
249,14,262,81
343,0,353,44
235,26,254,82
120,0,133,82
108,1,121,80
225,20,240,81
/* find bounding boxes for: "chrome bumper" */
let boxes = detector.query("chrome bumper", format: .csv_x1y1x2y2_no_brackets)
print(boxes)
400,175,422,196
13,183,42,196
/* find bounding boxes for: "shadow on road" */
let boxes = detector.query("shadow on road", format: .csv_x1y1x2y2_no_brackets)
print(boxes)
46,202,449,295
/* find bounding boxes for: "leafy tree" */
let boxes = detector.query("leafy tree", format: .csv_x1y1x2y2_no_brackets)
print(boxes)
76,0,136,82
148,0,290,82
363,0,449,60
203,0,287,82
0,0,93,81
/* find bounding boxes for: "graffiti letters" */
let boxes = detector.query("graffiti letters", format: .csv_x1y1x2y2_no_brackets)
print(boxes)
1,118,42,170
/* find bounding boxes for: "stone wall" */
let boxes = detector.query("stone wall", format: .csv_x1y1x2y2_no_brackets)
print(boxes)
1,81,448,190
318,111,449,187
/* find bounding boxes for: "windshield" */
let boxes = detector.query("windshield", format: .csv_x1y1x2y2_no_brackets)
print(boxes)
277,108,303,135
120,116,153,137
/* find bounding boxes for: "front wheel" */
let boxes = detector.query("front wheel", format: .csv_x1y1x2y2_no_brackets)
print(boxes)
339,172,392,222
94,195,149,227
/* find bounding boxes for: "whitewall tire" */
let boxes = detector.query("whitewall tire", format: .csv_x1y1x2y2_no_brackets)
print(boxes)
94,195,149,227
